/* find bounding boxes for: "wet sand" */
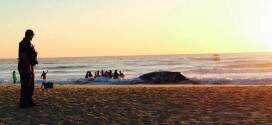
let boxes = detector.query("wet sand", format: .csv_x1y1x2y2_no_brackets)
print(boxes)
1,84,272,124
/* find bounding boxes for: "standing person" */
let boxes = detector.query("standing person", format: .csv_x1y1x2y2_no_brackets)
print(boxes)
12,71,17,83
96,70,100,77
113,70,119,79
94,72,97,78
41,70,48,88
18,29,38,108
101,70,104,77
41,70,48,82
88,71,93,78
85,71,90,78
108,70,113,78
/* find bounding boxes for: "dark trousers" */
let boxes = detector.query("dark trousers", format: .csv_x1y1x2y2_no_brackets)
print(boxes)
18,64,35,106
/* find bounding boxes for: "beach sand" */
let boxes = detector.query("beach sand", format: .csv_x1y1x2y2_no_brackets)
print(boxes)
1,84,272,124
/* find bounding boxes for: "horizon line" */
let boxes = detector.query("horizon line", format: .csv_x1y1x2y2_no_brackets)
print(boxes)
1,51,272,60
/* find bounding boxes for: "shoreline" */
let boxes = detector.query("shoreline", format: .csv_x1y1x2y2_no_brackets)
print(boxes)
3,83,272,87
2,84,272,124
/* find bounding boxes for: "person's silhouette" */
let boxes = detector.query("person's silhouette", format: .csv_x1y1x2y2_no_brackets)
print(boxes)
18,29,38,108
41,70,48,88
41,70,48,82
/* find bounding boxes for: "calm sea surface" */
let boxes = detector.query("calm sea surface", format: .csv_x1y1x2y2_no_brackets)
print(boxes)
1,53,272,84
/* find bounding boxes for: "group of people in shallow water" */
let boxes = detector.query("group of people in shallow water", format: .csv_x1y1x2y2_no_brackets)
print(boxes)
85,70,125,79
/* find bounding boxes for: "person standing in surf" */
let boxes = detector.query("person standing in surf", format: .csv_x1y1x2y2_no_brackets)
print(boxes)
41,70,49,88
12,71,17,83
41,70,49,82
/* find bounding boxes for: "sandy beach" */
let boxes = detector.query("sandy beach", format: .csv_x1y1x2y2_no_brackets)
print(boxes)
1,84,272,124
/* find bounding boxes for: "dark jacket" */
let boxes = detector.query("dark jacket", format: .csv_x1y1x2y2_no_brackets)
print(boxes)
18,38,38,66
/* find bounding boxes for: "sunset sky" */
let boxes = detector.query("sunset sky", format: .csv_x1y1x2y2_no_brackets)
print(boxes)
0,0,272,58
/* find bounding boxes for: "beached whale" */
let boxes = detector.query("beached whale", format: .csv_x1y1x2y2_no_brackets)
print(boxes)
139,71,196,84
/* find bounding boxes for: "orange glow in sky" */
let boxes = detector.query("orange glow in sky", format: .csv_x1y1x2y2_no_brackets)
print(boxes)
0,0,272,58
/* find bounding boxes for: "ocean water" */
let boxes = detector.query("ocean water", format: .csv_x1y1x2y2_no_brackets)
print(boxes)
1,53,272,84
